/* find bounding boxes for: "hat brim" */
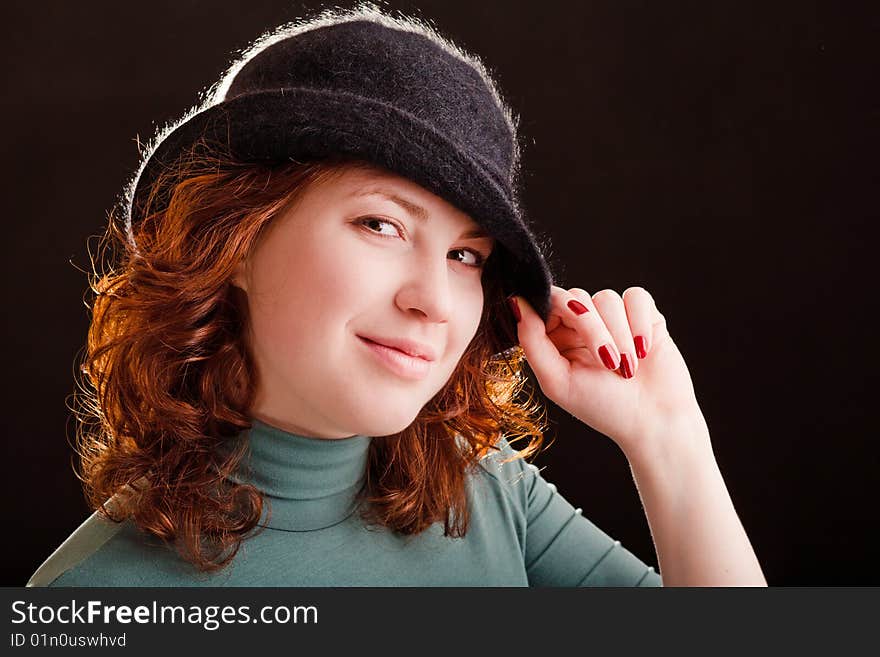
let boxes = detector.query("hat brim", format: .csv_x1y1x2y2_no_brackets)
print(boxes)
128,89,553,353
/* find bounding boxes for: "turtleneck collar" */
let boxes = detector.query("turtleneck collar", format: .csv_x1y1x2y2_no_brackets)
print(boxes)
226,418,373,532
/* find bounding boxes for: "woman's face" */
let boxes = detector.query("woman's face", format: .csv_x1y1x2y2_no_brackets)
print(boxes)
233,164,496,439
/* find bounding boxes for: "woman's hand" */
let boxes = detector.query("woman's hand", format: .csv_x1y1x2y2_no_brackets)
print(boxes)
510,286,769,587
509,285,710,460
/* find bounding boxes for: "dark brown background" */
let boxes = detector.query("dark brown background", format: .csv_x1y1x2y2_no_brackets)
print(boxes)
2,0,876,585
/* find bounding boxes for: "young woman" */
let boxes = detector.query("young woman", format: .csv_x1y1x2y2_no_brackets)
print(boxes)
28,5,765,587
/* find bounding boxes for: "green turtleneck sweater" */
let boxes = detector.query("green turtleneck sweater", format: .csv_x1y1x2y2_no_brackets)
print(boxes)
28,419,662,587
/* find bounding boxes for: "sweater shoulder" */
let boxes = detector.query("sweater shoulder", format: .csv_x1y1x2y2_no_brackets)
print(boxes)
28,497,206,587
474,435,533,510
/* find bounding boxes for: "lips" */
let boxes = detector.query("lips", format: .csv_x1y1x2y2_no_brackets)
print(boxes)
358,335,433,381
357,335,437,361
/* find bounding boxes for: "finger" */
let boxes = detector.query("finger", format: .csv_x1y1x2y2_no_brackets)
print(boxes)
511,294,571,400
591,289,637,379
542,286,566,334
552,287,622,372
622,286,656,359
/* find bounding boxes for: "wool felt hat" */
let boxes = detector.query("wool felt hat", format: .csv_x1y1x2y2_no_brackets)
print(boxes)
124,6,555,356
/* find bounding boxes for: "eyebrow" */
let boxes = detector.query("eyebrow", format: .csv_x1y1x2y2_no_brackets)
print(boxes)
351,188,490,240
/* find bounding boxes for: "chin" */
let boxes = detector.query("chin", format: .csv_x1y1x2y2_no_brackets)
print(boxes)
356,410,423,438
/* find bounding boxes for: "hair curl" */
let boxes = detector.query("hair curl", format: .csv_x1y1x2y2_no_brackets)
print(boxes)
74,138,550,573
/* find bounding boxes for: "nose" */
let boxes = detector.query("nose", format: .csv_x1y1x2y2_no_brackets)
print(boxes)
394,251,453,323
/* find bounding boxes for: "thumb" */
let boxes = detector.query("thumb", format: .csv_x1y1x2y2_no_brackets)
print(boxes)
511,295,570,397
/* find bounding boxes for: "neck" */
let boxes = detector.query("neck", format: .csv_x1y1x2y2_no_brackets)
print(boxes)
225,417,373,531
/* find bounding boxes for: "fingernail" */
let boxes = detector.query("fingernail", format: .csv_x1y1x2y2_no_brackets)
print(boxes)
598,344,618,370
634,336,648,359
567,299,589,315
620,353,634,379
508,296,521,323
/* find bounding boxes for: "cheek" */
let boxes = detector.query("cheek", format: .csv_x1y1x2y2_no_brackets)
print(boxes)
466,287,485,334
446,285,485,359
247,239,368,344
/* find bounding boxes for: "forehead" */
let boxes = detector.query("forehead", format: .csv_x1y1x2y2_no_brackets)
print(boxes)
327,162,424,191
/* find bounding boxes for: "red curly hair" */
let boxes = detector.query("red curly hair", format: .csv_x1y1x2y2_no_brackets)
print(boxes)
74,138,550,573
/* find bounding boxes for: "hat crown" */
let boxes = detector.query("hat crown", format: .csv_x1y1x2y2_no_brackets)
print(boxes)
224,18,517,190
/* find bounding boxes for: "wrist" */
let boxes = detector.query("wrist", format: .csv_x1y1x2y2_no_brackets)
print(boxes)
623,411,716,476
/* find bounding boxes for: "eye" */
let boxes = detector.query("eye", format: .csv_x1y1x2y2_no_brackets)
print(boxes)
358,216,401,238
356,216,489,270
449,248,486,269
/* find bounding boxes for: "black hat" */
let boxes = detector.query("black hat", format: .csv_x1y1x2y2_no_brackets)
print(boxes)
124,5,555,355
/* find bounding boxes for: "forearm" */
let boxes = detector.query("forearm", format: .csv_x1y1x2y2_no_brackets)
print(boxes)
624,417,767,587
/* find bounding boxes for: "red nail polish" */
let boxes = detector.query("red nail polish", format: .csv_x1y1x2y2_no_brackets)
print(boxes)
620,353,634,379
568,299,589,315
508,297,521,323
634,336,647,359
598,344,617,370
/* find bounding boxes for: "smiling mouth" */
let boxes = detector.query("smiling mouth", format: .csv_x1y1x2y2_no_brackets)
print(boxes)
361,337,408,356
358,336,427,360
357,336,432,380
